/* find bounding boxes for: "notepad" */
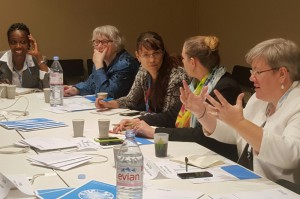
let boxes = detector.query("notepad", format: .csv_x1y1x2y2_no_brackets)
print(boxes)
171,154,225,169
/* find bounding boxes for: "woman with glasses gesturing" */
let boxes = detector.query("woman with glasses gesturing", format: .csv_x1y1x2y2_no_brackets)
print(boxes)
180,38,300,185
95,31,189,113
0,23,49,88
64,25,139,98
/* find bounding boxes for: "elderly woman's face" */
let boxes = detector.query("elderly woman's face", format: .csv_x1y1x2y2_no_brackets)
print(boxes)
250,58,281,102
92,34,116,59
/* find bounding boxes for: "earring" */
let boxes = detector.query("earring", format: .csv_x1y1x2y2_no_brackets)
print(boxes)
281,84,285,90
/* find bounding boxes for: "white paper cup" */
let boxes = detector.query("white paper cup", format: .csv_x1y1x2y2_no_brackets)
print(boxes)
113,145,121,167
0,84,8,98
6,85,16,99
98,119,110,138
97,92,108,99
72,119,85,137
43,88,51,103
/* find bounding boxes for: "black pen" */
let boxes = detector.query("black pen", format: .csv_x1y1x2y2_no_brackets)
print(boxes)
185,157,188,172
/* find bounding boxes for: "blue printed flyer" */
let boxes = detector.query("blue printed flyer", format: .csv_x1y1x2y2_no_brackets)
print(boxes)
221,165,261,180
36,188,74,199
58,180,116,199
0,118,66,131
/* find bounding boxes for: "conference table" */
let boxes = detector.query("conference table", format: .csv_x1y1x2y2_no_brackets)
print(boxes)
0,92,299,199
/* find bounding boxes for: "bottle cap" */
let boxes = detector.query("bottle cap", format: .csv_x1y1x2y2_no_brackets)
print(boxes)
53,56,59,61
125,129,136,138
78,174,86,179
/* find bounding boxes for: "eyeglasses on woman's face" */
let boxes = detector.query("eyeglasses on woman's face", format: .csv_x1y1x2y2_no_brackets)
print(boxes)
250,68,278,77
139,50,163,60
92,39,113,47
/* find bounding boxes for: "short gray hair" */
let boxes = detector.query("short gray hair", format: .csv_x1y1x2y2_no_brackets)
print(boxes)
246,38,300,81
92,25,125,52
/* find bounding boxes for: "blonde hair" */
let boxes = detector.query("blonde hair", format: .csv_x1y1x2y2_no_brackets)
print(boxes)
204,36,219,51
184,36,221,71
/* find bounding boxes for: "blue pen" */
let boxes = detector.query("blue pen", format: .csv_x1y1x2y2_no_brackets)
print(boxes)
102,98,114,102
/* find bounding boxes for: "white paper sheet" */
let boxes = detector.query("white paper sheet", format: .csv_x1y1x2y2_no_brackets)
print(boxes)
0,172,34,198
18,137,77,150
209,188,300,199
90,108,129,116
27,152,92,171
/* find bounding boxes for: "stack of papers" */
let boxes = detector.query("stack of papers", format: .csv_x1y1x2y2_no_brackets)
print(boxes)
28,152,92,171
43,104,95,113
16,137,77,150
0,118,67,131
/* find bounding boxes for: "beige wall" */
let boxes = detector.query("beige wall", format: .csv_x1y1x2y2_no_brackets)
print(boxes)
1,0,300,73
0,0,198,69
197,0,300,71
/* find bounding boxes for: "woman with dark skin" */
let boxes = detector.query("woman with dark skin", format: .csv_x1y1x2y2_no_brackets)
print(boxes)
0,23,49,88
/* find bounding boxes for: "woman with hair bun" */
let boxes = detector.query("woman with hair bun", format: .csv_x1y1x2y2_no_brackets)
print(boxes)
112,35,242,161
181,38,300,184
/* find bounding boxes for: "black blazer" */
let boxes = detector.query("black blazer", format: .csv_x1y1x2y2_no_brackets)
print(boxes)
139,72,242,162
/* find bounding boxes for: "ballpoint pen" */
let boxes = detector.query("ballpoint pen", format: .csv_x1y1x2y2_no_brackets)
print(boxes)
185,157,189,172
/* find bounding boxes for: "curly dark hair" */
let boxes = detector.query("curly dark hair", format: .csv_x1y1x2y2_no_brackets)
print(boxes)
7,23,30,40
136,31,181,112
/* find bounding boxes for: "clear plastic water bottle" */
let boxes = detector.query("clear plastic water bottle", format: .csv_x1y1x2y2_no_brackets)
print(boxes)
49,56,63,107
116,129,143,199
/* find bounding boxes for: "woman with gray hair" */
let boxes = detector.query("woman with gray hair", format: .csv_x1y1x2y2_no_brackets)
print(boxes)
64,25,139,98
180,38,300,185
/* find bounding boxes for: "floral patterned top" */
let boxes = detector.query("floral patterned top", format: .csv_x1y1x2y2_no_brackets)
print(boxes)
116,66,190,113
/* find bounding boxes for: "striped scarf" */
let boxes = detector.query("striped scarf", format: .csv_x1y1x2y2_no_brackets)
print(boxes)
175,66,226,128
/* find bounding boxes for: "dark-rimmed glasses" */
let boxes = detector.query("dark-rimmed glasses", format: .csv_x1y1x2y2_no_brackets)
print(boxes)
92,39,113,47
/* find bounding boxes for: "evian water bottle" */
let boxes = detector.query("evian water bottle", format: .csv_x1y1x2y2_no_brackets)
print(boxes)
49,56,63,107
116,129,143,199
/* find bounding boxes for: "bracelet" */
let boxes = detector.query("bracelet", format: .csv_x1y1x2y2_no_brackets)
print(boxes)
197,107,206,119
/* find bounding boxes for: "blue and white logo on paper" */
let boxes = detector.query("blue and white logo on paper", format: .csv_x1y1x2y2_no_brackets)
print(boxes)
78,189,114,199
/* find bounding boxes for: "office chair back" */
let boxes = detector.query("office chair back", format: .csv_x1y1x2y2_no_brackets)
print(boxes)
87,59,94,76
47,59,84,85
231,65,254,103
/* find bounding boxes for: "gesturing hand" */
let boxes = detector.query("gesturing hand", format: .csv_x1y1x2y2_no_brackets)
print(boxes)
205,89,245,128
179,80,207,118
27,34,41,57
